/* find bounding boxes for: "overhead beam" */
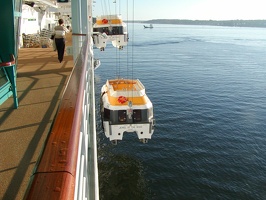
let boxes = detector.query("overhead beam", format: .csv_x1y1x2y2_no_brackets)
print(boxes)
35,0,58,8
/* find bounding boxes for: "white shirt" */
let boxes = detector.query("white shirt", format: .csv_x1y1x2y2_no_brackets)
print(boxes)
54,25,69,39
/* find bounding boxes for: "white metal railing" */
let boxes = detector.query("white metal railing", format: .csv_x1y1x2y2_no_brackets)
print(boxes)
74,36,99,200
24,35,99,200
24,0,99,198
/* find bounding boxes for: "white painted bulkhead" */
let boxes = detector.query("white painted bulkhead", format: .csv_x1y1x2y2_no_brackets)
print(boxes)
21,4,57,34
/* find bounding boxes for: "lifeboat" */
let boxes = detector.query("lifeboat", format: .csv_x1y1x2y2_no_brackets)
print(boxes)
100,79,155,144
92,15,128,51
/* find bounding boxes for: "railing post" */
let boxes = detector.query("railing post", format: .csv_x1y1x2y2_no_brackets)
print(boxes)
0,0,21,108
71,0,89,61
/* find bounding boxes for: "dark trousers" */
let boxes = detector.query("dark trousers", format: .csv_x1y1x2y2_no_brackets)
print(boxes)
55,38,65,62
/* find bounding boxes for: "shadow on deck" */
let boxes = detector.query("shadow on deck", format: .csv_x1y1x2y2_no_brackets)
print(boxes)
0,47,73,200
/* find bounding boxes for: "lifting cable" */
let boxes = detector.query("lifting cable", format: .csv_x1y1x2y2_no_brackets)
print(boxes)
101,0,121,79
100,0,107,16
115,0,120,80
124,0,134,100
126,0,129,82
128,0,135,99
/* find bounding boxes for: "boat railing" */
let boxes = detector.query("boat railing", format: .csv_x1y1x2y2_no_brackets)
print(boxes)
24,36,99,200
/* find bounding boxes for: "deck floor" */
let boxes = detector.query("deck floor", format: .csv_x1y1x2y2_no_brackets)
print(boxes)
0,46,73,200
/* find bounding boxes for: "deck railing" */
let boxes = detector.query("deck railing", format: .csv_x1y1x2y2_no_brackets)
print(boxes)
24,36,99,200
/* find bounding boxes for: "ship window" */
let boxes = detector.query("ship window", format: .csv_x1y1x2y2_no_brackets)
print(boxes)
118,110,127,122
133,110,142,122
104,108,110,120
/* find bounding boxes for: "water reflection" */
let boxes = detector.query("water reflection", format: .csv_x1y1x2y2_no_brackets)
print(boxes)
98,146,150,200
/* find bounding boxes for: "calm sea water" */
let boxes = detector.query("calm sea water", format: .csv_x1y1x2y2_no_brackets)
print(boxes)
94,24,266,200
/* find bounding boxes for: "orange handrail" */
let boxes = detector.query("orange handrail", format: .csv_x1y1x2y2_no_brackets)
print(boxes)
24,39,88,199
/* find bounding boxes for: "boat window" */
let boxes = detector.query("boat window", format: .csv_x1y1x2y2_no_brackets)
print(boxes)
93,27,110,35
102,27,110,35
93,28,102,33
111,26,124,35
133,110,142,122
104,108,110,120
118,110,127,122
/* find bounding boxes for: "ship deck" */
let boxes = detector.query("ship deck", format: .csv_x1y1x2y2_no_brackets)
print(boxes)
0,41,73,199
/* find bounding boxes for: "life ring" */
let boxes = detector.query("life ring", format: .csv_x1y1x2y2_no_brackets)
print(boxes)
102,19,108,24
118,96,127,104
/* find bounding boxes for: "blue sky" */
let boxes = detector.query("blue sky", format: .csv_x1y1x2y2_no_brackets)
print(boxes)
92,0,266,20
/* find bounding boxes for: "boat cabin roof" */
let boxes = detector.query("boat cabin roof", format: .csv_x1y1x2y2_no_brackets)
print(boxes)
94,14,124,26
106,79,146,97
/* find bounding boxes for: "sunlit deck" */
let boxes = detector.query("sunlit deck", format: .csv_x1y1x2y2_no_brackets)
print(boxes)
0,46,73,200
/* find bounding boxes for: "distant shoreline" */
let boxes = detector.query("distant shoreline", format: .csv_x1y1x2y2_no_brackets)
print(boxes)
126,19,266,28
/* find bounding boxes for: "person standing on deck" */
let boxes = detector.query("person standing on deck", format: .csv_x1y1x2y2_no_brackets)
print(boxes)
54,19,69,63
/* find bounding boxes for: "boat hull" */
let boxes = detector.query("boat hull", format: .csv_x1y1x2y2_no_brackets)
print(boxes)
92,15,128,50
100,79,155,144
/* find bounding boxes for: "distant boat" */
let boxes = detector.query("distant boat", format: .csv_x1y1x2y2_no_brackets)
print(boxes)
144,24,153,28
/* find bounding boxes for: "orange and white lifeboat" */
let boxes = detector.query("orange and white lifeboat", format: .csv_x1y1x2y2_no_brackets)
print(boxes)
92,14,128,51
100,79,155,144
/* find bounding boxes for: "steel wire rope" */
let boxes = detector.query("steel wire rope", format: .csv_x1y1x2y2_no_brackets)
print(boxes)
130,0,135,100
126,0,129,82
108,0,112,17
114,0,121,80
100,0,107,16
126,0,131,96
99,0,104,15
122,0,135,102
101,0,120,80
